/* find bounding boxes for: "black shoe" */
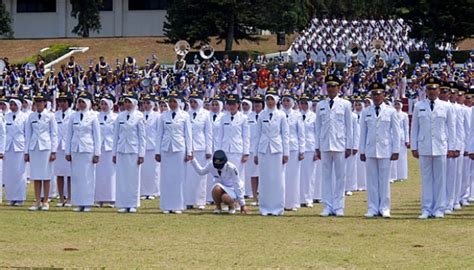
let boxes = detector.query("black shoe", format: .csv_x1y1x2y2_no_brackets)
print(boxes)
313,199,321,204
186,205,194,210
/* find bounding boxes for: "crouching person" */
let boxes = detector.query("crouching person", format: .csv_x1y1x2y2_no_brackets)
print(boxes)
190,150,250,215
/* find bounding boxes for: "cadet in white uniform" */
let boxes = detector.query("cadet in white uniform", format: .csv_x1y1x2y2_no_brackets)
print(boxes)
185,90,212,209
345,98,360,196
241,96,254,198
298,93,317,207
191,150,250,214
315,75,353,217
0,111,4,203
411,77,456,219
54,92,74,207
155,90,192,214
359,83,400,218
460,88,472,205
281,91,305,211
112,92,146,213
140,93,160,200
215,93,250,209
65,91,101,212
206,95,224,204
3,96,28,206
247,94,264,205
353,97,367,191
25,93,58,211
394,99,409,181
95,94,117,207
312,95,323,203
253,89,289,216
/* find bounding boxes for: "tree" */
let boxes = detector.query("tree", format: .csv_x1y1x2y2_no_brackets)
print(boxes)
394,0,474,47
70,0,102,38
0,1,13,38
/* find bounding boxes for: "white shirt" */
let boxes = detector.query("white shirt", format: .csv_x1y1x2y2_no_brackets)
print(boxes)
301,110,316,152
216,111,250,155
155,109,192,156
5,111,27,152
112,110,146,157
253,108,289,155
98,111,117,151
283,108,305,153
65,110,101,156
54,108,74,151
189,108,212,154
143,110,160,151
25,110,58,153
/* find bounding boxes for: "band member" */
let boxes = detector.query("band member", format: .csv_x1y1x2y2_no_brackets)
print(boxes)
65,91,101,212
185,90,212,209
253,89,289,216
140,93,161,200
25,92,58,211
359,83,400,218
315,75,353,217
95,93,117,207
112,92,146,213
190,150,250,214
411,77,456,219
155,90,192,214
215,93,250,209
3,96,28,206
54,91,74,207
298,93,316,207
281,91,305,211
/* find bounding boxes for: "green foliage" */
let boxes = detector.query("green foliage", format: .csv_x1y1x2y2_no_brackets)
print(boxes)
70,0,103,38
16,44,73,66
0,1,14,38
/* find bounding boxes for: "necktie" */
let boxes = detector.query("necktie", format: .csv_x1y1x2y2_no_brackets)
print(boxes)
256,114,259,121
80,113,84,121
62,112,65,119
126,114,130,121
358,114,360,120
329,99,334,109
218,170,222,176
146,114,149,120
104,115,107,122
193,112,197,119
430,100,434,111
212,114,217,122
172,112,176,119
375,106,380,117
231,115,234,121
38,113,41,120
303,114,306,121
269,113,273,120
12,114,16,121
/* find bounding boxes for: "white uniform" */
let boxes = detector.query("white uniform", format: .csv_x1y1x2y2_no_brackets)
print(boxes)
245,111,260,196
468,107,474,200
112,110,146,209
396,110,410,180
359,103,400,215
345,111,359,192
282,108,305,209
460,105,472,204
207,111,222,202
254,108,289,216
355,112,367,190
315,96,353,215
25,110,58,180
455,103,470,206
185,107,212,207
445,102,463,211
95,110,117,203
54,108,73,177
411,98,455,217
65,110,101,207
140,110,160,197
215,111,250,197
156,109,192,212
300,109,316,205
0,115,7,203
3,111,28,202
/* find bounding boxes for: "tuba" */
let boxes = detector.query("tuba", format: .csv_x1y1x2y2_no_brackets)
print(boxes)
199,44,214,60
175,40,191,57
371,39,385,56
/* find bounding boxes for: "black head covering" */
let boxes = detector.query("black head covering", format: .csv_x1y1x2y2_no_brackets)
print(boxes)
212,150,228,170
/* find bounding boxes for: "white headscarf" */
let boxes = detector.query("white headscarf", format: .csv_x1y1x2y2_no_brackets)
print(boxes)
281,96,294,115
125,97,138,112
189,97,203,113
22,99,33,113
101,98,114,113
78,97,91,112
9,99,22,112
241,99,252,115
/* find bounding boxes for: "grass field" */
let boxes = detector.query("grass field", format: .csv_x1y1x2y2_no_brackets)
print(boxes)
1,155,474,269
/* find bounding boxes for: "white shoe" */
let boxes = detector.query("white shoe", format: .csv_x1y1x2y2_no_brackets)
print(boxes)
382,211,391,218
454,204,462,210
461,200,470,206
213,209,222,214
29,205,41,211
148,196,156,200
418,214,429,219
320,209,331,217
174,210,183,214
117,208,128,213
468,198,474,202
250,202,258,206
335,210,344,217
228,209,236,215
64,203,72,208
129,208,137,213
41,204,50,211
434,213,444,218
198,205,205,210
306,203,314,208
73,207,82,212
364,213,375,218
444,209,453,215
291,208,298,212
83,207,92,212
345,191,353,196
163,210,171,214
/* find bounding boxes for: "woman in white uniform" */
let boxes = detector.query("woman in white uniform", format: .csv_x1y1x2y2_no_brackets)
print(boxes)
281,91,305,211
298,93,317,208
95,93,117,207
25,92,58,211
185,90,212,209
355,98,368,191
54,92,74,207
112,92,146,213
394,99,409,181
215,94,250,209
206,95,223,204
3,96,28,206
312,95,323,202
155,90,192,214
0,112,5,204
140,93,160,200
253,89,289,216
247,94,264,205
65,91,101,212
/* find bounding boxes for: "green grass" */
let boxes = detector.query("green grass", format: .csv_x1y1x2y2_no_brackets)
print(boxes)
16,44,73,66
1,156,474,268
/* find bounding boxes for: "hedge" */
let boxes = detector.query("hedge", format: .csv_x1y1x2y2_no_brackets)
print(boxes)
16,44,73,66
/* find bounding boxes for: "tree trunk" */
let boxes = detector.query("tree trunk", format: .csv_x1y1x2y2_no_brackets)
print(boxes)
225,12,235,51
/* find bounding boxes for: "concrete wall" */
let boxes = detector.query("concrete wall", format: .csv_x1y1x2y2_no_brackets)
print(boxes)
3,0,167,38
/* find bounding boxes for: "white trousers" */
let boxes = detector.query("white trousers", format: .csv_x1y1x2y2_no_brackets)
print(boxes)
445,157,458,211
366,158,391,214
321,151,346,213
258,152,285,215
313,160,322,200
284,151,301,209
420,155,446,216
184,150,208,206
356,153,367,190
71,152,96,206
116,153,141,208
140,150,160,197
461,157,471,202
454,153,464,206
345,154,357,191
300,151,315,204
